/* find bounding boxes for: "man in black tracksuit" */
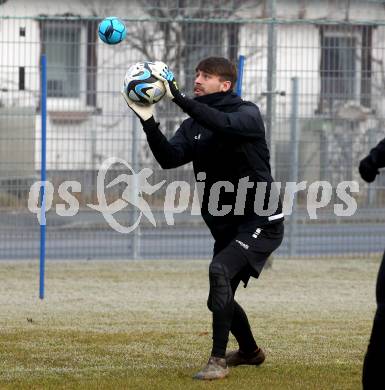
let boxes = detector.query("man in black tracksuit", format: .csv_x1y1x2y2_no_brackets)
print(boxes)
359,141,385,390
122,57,284,380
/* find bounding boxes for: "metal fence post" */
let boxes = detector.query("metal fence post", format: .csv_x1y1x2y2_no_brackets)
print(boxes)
367,127,377,206
39,54,47,299
288,77,299,257
266,0,277,177
131,114,140,259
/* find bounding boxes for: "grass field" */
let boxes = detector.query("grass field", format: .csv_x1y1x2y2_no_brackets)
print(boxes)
0,256,381,389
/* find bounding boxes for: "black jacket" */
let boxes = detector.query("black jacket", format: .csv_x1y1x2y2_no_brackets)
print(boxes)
142,91,283,240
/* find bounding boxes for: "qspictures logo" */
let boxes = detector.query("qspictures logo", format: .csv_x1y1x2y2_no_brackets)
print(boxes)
87,157,165,233
28,157,359,233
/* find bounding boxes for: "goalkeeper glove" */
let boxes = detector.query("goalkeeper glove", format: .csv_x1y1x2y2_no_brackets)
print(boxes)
149,63,185,102
121,88,154,122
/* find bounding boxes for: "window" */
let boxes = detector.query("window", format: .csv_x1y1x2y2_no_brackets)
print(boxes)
182,22,239,94
321,35,356,103
40,19,98,109
318,26,372,113
42,21,81,98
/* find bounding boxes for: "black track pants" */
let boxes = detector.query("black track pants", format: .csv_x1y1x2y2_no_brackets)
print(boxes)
207,222,284,358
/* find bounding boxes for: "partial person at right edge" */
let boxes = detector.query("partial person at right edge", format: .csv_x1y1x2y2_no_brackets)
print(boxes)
359,137,385,390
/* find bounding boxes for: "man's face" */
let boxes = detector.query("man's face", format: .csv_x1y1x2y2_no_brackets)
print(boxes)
193,70,232,96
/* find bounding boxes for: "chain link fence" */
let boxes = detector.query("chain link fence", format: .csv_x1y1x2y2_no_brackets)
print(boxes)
1,0,385,259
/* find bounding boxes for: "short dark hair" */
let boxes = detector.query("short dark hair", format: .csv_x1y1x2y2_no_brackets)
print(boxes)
196,57,237,89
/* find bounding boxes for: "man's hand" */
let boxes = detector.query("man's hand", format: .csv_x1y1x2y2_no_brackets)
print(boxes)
359,155,379,183
149,62,184,101
121,88,154,122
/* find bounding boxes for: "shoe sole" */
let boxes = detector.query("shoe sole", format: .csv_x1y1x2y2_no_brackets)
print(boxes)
226,352,265,367
193,369,229,380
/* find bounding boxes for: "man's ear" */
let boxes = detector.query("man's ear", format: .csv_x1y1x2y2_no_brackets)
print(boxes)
221,80,232,92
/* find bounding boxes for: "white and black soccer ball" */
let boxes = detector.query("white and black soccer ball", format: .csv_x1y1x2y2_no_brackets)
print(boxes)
123,61,166,106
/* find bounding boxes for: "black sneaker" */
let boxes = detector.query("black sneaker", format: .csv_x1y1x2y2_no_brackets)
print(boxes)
225,347,265,367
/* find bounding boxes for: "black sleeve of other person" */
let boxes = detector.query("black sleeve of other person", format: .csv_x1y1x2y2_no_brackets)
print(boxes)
141,117,193,169
369,137,385,168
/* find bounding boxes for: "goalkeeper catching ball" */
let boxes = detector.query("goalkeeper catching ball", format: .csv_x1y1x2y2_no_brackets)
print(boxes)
122,57,284,380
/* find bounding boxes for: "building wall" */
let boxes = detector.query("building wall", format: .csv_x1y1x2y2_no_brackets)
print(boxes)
0,0,146,171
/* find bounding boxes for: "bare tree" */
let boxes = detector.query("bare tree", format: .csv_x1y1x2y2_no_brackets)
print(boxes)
79,0,259,166
120,0,258,150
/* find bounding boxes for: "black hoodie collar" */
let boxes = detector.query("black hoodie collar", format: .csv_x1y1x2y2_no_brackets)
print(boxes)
194,90,242,108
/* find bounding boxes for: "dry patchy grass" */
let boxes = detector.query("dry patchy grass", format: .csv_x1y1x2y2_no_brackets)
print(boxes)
0,257,381,389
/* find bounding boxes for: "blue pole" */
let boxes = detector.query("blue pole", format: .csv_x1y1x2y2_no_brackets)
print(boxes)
39,54,47,300
236,55,245,97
